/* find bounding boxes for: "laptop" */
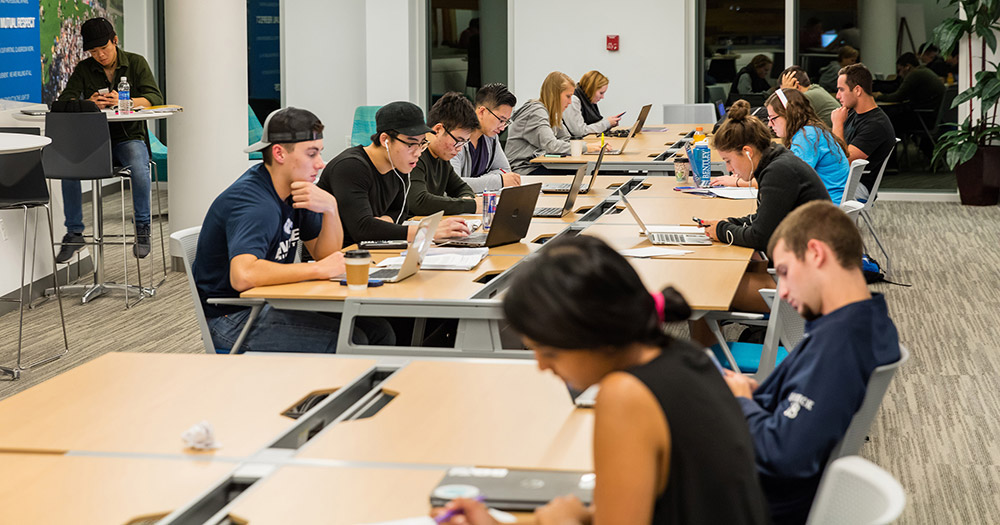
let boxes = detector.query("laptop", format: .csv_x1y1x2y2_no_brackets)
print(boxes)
363,211,442,282
430,467,594,511
437,183,541,248
619,193,713,245
632,103,653,133
534,165,588,218
541,146,605,194
585,120,638,155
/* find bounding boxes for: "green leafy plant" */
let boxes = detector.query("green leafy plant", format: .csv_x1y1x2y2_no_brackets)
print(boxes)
931,0,1000,169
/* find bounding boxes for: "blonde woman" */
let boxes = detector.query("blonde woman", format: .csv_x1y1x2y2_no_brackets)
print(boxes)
506,71,586,174
563,70,622,138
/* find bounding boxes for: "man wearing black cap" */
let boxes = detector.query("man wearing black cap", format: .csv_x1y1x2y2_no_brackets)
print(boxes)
55,17,164,261
318,101,471,247
193,107,393,353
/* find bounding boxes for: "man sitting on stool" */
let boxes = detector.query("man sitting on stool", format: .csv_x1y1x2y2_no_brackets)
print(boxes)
55,17,163,261
724,201,901,525
194,108,394,353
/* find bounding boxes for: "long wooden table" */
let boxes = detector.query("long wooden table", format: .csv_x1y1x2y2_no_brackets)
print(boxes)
298,360,593,471
0,352,376,456
0,453,234,525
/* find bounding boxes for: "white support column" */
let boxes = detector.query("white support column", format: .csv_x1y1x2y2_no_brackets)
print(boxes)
859,0,898,75
165,0,249,237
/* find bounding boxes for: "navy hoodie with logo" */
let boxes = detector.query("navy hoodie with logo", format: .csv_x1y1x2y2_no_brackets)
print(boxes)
737,293,900,524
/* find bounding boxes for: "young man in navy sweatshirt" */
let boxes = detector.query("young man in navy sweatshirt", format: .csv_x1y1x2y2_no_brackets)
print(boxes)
724,201,901,525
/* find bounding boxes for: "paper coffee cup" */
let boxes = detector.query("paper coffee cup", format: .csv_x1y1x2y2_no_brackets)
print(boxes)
344,249,371,291
570,140,585,157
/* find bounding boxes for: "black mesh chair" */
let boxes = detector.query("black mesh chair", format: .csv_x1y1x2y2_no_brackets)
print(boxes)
41,111,148,308
0,130,69,379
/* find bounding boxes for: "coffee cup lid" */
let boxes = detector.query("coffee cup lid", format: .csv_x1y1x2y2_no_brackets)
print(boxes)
345,249,371,259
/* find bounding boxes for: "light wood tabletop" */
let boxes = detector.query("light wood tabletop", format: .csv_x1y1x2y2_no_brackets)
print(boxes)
596,194,757,226
299,360,593,471
0,352,375,456
225,465,447,525
584,224,755,262
242,255,522,301
0,452,233,525
529,126,715,165
627,258,750,311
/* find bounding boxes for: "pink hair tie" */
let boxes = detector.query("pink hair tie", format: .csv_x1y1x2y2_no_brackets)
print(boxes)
651,291,666,323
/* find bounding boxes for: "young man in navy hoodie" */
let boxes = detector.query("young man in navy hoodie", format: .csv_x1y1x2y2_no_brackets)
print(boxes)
724,201,900,525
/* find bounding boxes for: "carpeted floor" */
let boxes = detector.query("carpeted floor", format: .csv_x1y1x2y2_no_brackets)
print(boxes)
1,191,998,523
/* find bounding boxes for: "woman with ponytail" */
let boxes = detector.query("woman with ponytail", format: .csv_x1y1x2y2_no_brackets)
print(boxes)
434,235,769,525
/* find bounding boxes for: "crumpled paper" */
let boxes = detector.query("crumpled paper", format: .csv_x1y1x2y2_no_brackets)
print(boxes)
181,420,221,450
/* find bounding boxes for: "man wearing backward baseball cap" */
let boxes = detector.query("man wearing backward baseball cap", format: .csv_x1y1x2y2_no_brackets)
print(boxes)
193,107,394,353
55,17,163,261
318,101,471,247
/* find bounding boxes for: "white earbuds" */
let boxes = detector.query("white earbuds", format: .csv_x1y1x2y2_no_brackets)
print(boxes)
745,150,752,162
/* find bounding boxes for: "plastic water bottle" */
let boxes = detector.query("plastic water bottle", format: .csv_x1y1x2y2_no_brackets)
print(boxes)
117,76,131,115
693,141,712,188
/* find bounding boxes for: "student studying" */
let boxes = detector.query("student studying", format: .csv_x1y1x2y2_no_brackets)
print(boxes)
562,70,622,138
450,83,522,193
506,71,587,174
405,92,482,217
724,201,902,525
193,107,394,352
434,235,770,525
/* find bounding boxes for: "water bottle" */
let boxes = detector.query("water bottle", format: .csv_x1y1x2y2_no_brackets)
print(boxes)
693,141,712,188
117,76,131,114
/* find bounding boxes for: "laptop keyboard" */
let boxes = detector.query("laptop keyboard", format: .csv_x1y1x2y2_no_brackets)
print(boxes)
542,183,590,193
649,233,711,245
368,268,399,279
534,207,563,217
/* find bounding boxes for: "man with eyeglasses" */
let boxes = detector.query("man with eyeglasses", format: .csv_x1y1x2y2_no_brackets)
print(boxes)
450,83,522,193
319,101,471,247
406,93,482,216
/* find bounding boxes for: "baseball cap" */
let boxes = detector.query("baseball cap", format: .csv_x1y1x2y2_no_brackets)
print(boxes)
81,18,116,51
376,101,433,137
245,107,324,153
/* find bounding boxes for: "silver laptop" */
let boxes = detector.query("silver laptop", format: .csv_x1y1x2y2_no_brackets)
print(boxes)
541,146,606,194
430,467,594,511
619,193,712,245
363,211,442,282
584,120,638,155
534,164,588,218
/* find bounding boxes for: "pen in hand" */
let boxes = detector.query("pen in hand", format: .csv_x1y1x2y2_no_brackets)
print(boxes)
434,495,487,523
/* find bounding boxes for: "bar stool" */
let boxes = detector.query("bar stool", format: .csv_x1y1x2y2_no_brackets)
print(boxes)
41,111,149,308
0,138,69,379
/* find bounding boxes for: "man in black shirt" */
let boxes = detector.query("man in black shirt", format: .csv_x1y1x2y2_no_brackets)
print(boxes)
317,101,470,247
831,63,896,200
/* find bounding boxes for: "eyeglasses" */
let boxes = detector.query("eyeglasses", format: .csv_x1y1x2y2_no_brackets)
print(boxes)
767,114,781,125
485,106,514,127
392,135,430,153
443,127,471,149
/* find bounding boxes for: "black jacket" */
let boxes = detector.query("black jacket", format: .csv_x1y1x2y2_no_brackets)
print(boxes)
716,145,830,252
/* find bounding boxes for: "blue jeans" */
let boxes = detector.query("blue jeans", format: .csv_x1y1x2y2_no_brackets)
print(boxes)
61,139,151,233
206,305,396,353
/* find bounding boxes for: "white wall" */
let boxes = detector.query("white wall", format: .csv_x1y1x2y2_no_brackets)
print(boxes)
281,0,368,150
507,0,692,126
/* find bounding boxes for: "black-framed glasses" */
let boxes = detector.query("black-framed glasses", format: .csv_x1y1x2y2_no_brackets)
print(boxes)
392,135,430,152
443,127,472,149
485,106,513,127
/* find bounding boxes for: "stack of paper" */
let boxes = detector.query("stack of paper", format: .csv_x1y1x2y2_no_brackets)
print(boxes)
709,187,757,199
619,246,693,258
377,247,489,271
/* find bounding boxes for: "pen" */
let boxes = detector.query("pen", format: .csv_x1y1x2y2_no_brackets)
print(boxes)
435,495,487,523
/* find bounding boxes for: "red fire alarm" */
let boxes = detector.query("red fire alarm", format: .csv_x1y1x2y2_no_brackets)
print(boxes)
607,35,619,51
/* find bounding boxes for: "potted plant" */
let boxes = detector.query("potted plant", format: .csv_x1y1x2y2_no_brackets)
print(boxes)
931,0,1000,205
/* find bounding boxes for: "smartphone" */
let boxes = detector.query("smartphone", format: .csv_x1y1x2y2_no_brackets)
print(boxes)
339,279,385,287
615,111,627,118
98,88,109,95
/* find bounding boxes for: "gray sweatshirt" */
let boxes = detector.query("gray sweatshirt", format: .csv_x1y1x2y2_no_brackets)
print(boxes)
449,133,511,194
505,100,573,173
563,94,611,138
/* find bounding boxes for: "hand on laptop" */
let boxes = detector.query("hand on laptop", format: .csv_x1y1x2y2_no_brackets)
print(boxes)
434,217,471,240
710,175,740,187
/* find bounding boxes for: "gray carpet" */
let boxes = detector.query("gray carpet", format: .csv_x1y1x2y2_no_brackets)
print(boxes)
1,192,999,523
